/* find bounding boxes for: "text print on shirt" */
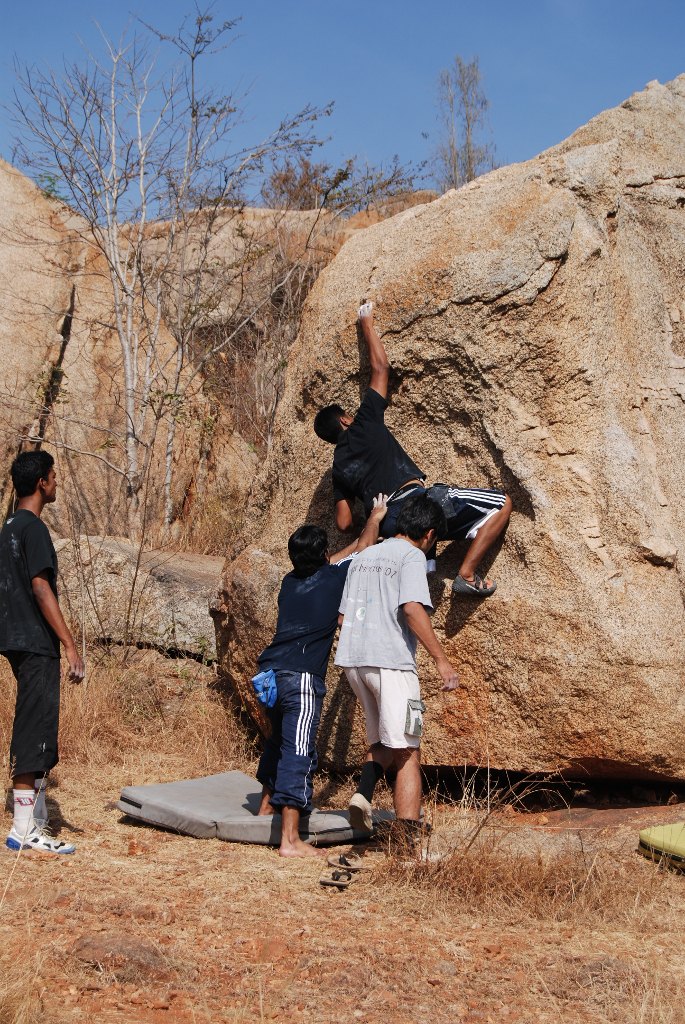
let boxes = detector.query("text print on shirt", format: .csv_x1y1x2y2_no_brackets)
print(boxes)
347,559,398,579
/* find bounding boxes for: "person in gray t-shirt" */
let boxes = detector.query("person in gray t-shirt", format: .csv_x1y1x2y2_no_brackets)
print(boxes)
335,535,432,672
335,494,459,849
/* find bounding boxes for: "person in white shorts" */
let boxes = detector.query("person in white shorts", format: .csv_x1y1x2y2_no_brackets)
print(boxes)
335,493,459,845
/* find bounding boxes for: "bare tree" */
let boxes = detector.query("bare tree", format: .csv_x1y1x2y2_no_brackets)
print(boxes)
12,9,327,536
434,55,496,191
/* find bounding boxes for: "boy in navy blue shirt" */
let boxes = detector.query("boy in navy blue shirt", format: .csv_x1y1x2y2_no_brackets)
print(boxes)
256,496,387,857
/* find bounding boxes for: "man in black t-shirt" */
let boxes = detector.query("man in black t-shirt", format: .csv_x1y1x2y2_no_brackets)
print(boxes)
255,496,386,858
0,451,84,855
313,302,513,597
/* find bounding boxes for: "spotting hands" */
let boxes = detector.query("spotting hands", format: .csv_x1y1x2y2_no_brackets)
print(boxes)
368,492,388,523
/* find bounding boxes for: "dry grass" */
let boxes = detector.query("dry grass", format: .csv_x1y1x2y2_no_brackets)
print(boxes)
0,956,44,1024
364,793,685,1023
1,650,685,1022
0,645,257,784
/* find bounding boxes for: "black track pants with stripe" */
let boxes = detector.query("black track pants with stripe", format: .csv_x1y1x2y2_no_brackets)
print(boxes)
256,670,325,813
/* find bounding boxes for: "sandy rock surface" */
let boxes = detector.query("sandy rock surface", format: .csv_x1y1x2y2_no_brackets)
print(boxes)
214,75,685,779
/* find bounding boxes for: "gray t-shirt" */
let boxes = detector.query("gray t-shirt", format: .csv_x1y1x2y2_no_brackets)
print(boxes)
335,538,432,671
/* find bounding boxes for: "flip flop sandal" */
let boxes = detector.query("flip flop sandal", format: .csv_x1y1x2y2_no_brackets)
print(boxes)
327,853,372,872
320,868,355,889
451,573,497,598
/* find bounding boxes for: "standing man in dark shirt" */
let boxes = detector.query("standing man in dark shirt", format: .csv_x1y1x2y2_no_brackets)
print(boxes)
255,495,387,858
0,450,84,854
313,302,513,597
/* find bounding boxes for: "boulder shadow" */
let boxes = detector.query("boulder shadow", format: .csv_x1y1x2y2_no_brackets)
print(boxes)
316,670,357,772
430,529,509,638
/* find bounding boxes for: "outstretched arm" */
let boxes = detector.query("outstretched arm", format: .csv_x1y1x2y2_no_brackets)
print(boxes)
358,302,389,399
330,494,387,561
402,601,459,691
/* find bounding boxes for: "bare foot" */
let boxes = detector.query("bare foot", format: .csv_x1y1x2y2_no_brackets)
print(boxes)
279,839,326,858
257,791,274,816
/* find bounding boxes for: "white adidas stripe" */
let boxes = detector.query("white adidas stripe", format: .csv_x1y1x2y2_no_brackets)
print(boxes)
295,673,315,756
447,488,506,507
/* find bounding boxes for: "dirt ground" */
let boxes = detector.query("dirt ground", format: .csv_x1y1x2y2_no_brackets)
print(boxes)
3,771,685,1024
1,655,685,1023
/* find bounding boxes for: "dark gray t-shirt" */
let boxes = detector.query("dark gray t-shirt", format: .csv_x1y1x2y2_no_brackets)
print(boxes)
335,538,432,671
0,509,59,657
332,389,425,514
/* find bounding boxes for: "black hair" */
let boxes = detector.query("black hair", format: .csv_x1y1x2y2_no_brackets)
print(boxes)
288,524,329,578
313,404,346,445
11,450,54,498
395,493,445,541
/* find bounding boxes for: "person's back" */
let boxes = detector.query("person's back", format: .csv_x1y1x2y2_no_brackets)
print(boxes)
335,493,459,846
255,502,387,858
315,301,513,599
258,560,351,681
331,389,424,517
335,537,430,672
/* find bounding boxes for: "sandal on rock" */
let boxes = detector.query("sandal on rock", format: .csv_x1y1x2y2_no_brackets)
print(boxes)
327,852,372,872
451,573,497,598
320,867,355,889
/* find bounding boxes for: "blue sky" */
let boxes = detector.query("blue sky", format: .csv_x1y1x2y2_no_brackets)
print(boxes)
2,1,684,187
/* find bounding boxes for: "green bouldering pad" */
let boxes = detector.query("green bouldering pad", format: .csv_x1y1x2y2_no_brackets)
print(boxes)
638,822,685,869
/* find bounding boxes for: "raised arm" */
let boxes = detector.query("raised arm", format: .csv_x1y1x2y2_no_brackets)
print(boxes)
330,494,387,562
402,601,459,691
358,302,389,399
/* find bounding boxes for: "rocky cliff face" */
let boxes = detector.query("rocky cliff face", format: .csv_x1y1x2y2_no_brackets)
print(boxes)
0,159,427,545
0,161,283,541
213,76,685,780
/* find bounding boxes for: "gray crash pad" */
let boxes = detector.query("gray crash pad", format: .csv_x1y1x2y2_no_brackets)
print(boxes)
117,770,393,846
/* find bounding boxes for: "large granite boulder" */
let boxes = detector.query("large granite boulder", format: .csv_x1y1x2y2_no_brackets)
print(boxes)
56,537,222,659
213,76,685,780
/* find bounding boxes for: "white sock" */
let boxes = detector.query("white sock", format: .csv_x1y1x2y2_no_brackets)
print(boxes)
426,558,437,574
12,790,36,838
33,777,48,827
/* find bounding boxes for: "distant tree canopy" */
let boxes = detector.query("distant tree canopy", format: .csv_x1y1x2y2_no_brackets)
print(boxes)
433,55,496,192
261,153,420,216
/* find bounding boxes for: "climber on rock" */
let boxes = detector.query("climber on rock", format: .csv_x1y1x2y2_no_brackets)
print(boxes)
313,301,512,597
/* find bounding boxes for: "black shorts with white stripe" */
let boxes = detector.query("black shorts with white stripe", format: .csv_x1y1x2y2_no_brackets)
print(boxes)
432,485,507,541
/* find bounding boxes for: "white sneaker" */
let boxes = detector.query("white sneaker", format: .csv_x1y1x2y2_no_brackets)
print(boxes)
6,826,76,855
358,301,373,320
349,793,373,832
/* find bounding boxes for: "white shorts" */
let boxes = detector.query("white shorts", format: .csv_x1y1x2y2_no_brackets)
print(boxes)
343,666,424,749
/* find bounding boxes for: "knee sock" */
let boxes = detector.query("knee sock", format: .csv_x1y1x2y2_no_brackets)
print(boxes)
12,790,36,838
33,776,48,828
357,761,385,803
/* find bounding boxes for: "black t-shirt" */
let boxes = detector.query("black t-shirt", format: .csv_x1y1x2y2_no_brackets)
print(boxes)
0,509,60,657
332,388,425,514
258,558,353,680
